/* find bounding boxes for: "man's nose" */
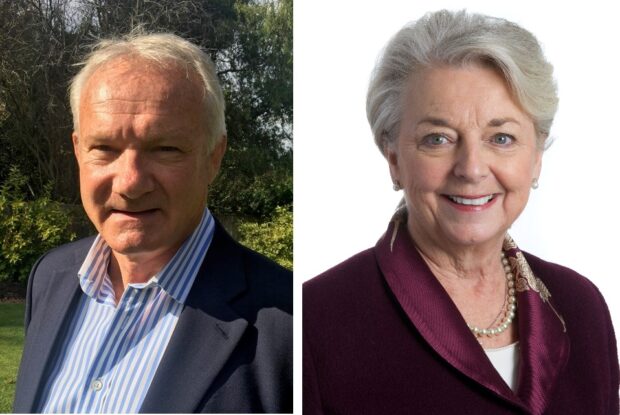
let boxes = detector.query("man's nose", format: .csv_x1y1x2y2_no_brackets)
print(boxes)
112,151,155,199
452,139,490,183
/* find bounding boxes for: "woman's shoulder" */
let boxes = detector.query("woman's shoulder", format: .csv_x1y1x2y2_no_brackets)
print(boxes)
523,250,611,317
303,247,385,312
304,247,377,288
524,251,600,293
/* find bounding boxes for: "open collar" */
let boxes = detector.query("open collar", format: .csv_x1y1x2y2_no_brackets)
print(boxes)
139,221,249,413
77,209,216,307
16,220,248,414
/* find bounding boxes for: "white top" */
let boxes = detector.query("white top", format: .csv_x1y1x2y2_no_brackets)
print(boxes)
485,342,519,391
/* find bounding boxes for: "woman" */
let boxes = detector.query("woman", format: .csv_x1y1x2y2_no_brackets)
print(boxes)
303,10,619,415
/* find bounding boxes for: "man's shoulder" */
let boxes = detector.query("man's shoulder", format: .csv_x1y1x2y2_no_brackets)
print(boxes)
213,221,290,272
231,235,292,310
202,221,292,314
35,236,96,270
237,241,292,287
25,237,95,323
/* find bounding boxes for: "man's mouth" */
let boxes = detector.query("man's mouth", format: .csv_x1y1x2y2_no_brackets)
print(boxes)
110,208,159,216
446,194,495,206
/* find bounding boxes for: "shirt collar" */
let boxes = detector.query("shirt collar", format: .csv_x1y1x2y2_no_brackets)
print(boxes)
77,208,216,305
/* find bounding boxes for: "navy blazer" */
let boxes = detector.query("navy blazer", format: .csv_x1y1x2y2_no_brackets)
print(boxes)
14,221,293,413
304,221,619,414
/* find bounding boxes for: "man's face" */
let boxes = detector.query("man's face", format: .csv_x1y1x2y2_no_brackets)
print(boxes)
73,57,225,261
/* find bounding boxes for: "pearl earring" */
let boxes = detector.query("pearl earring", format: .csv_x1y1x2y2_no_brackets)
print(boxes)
392,181,401,191
531,178,539,189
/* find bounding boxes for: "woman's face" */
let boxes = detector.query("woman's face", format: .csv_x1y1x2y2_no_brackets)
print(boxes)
386,64,543,250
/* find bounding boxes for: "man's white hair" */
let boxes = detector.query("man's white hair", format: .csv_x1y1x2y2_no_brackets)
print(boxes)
70,31,226,152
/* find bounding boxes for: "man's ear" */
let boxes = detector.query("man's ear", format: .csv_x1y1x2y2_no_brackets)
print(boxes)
207,135,227,185
72,132,81,163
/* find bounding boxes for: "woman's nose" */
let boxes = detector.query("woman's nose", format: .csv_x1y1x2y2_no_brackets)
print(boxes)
452,140,489,183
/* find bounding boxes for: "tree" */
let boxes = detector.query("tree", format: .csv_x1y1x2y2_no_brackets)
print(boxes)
0,0,292,208
0,0,293,280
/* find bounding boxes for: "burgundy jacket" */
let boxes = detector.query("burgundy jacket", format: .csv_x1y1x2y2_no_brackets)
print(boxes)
303,222,619,414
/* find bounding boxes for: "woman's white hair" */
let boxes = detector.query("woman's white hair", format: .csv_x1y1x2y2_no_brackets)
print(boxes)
367,10,558,153
69,30,226,152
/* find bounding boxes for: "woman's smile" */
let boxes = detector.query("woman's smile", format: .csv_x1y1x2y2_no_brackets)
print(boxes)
386,64,542,249
442,194,499,212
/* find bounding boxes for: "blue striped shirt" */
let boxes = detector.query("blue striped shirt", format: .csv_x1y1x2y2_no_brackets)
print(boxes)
38,208,216,413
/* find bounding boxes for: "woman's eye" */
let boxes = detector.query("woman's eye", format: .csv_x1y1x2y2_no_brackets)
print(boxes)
492,134,514,145
422,134,449,146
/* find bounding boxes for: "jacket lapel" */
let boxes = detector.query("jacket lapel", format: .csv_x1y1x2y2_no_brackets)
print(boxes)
14,255,83,412
505,242,570,415
375,222,524,409
140,223,248,413
375,222,568,413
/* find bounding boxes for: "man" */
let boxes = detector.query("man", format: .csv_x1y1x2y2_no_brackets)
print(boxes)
13,32,292,413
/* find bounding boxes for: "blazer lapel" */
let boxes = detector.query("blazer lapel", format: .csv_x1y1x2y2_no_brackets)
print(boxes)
15,261,82,412
375,222,525,409
375,222,569,414
140,224,248,413
506,244,570,415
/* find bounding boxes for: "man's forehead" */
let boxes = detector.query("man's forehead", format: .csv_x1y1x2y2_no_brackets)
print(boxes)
82,56,203,107
87,97,182,116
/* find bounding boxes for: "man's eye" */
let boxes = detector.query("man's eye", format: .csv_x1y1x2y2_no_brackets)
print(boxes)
492,134,514,145
422,134,449,146
157,146,181,152
91,145,115,152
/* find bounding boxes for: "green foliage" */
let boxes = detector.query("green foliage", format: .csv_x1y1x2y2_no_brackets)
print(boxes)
211,0,293,221
0,0,292,279
210,154,292,219
0,167,76,283
0,303,26,413
0,0,293,211
238,205,292,270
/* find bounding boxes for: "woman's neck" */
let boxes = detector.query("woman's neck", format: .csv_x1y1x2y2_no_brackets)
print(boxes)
406,221,518,348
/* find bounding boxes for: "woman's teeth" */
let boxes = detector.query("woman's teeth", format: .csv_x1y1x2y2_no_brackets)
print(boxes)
448,195,494,206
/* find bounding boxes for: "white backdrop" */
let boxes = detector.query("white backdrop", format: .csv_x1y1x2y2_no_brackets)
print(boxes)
294,1,620,391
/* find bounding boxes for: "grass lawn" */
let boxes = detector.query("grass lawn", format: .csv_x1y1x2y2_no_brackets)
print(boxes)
0,303,25,413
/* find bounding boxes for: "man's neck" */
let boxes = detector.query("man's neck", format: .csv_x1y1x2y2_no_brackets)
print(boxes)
107,248,178,303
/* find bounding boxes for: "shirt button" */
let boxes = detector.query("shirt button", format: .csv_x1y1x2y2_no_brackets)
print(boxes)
91,378,103,392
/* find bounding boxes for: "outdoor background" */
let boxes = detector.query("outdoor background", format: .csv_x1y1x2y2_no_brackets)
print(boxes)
294,0,620,393
0,0,292,411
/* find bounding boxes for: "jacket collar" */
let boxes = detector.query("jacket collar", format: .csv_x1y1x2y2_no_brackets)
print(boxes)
375,221,569,414
504,236,570,414
16,222,249,414
14,240,89,413
139,221,248,413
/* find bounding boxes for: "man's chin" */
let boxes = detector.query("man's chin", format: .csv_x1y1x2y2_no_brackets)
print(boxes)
102,232,159,256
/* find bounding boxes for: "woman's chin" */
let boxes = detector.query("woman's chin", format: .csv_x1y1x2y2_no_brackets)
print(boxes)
438,225,506,249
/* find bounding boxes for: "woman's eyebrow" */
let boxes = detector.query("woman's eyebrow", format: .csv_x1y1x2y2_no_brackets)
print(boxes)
488,117,520,127
417,117,451,127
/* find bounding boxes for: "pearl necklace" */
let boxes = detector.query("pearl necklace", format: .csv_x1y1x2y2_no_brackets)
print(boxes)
467,252,517,337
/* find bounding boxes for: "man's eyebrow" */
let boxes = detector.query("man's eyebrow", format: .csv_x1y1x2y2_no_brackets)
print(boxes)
80,134,111,143
82,132,189,142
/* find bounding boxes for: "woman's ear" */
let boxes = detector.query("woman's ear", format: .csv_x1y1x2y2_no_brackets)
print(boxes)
384,139,401,186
